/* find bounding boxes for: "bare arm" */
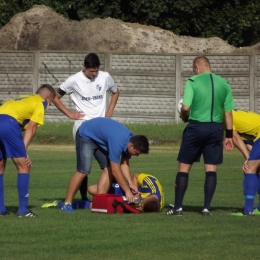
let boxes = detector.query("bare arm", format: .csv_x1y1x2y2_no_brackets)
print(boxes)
23,120,38,149
105,89,120,118
110,161,135,202
180,105,189,122
120,157,138,194
52,91,84,120
224,110,233,151
131,174,139,187
232,130,249,159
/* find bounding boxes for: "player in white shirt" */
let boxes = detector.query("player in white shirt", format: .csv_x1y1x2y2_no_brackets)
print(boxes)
52,53,119,200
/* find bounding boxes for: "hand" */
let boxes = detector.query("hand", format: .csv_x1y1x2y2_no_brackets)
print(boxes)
125,190,135,203
242,159,249,173
70,111,85,120
224,138,233,151
105,111,113,118
26,155,32,168
129,183,138,195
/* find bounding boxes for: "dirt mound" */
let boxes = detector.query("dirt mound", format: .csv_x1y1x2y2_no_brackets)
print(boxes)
0,5,256,53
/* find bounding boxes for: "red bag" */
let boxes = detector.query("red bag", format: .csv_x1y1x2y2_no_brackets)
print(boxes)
91,194,141,214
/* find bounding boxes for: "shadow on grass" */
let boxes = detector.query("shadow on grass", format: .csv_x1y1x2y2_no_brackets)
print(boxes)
5,205,39,215
164,204,241,214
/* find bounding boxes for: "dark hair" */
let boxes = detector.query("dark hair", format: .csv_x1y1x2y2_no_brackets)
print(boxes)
84,53,100,68
142,198,160,213
36,84,56,98
130,135,149,154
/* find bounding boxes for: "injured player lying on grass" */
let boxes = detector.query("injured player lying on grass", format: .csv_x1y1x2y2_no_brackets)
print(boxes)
41,173,164,213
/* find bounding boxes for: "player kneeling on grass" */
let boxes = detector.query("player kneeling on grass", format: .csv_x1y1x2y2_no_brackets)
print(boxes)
42,173,165,213
0,84,56,217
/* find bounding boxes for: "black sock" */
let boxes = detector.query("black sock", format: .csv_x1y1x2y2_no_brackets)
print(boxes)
79,175,88,200
203,171,217,210
174,172,189,209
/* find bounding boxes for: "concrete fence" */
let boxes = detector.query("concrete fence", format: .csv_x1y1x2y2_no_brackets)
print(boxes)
0,51,259,123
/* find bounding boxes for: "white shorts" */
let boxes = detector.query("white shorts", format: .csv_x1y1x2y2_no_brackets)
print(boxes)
73,120,86,141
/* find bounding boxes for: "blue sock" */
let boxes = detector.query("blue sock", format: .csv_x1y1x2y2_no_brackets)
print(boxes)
257,174,260,210
71,200,91,209
57,201,64,209
57,200,91,210
243,174,257,214
0,174,7,212
17,173,30,214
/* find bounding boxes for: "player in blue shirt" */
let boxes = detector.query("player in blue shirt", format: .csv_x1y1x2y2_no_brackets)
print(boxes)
61,117,149,213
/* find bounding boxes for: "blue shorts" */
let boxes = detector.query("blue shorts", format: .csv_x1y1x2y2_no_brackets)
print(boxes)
75,130,109,174
108,182,125,196
0,115,26,159
177,121,224,165
243,140,254,146
248,139,260,160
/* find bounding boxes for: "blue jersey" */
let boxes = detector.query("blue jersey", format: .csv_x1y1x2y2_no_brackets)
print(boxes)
79,117,133,164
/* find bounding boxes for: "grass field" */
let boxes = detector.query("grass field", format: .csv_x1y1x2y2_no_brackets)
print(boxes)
1,142,260,260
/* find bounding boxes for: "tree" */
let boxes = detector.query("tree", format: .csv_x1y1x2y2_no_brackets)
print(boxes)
0,0,259,47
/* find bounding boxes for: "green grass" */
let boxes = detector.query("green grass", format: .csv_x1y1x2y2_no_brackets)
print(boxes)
31,122,186,145
1,144,260,260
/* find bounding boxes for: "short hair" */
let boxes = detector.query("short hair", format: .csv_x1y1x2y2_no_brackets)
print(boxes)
193,56,210,67
36,84,56,98
84,53,101,68
142,198,160,213
130,135,149,154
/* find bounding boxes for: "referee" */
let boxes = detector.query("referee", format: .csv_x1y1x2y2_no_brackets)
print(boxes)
167,56,234,216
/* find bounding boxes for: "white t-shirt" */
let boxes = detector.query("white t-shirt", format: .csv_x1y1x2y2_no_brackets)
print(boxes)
59,70,118,139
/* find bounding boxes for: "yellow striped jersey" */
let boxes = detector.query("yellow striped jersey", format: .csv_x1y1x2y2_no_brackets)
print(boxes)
137,173,165,211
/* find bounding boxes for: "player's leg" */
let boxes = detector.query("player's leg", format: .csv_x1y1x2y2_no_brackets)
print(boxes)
62,132,96,212
203,164,218,215
12,157,32,216
243,141,260,215
242,160,259,215
171,162,192,214
97,167,113,194
1,117,35,217
256,172,260,214
0,115,23,216
79,175,89,200
74,121,89,200
63,172,87,204
202,123,223,216
94,148,111,194
0,159,7,215
232,140,260,216
166,123,199,216
88,184,97,196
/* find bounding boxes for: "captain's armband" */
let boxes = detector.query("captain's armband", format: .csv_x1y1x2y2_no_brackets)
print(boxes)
56,88,66,96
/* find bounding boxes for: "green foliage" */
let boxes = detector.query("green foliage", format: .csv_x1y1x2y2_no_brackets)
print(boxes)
0,0,260,47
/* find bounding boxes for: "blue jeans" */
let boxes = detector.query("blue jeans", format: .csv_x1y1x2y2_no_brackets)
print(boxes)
75,130,109,174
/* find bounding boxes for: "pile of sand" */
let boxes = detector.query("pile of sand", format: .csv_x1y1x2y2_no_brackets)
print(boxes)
2,5,256,53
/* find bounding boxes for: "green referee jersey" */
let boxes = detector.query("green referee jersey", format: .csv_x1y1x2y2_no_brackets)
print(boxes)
182,72,234,123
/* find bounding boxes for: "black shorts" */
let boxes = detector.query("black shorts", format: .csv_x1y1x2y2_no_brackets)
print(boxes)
177,121,224,165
